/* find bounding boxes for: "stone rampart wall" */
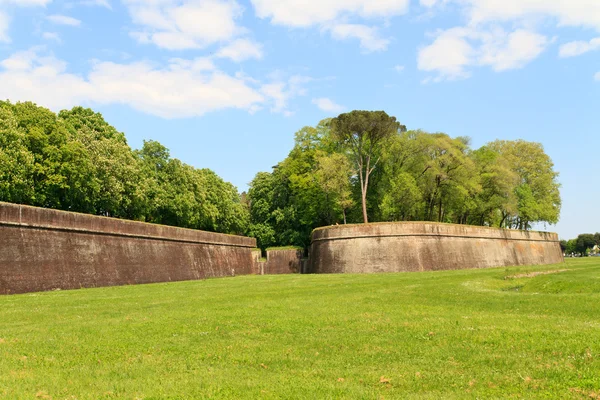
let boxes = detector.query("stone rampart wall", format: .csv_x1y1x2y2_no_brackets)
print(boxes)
251,248,303,275
0,202,256,294
310,222,563,274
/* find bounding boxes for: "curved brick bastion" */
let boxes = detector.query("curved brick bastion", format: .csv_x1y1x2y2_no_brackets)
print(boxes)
309,222,563,274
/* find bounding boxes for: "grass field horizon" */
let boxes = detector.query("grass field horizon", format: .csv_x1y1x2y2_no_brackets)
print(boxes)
1,258,599,399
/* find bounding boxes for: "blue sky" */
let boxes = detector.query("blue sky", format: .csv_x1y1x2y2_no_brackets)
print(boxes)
0,0,598,239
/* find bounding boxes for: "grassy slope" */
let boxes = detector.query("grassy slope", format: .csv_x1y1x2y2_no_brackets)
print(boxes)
1,258,599,399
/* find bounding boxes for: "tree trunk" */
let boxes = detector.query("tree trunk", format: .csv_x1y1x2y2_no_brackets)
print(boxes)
361,188,368,223
360,156,370,224
342,209,347,225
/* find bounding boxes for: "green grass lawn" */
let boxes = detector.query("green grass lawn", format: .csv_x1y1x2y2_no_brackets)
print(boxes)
1,258,599,399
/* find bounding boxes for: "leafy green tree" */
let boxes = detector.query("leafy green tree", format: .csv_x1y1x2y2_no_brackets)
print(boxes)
380,172,421,221
59,107,144,219
487,140,561,229
314,152,354,224
330,110,405,223
575,234,596,256
0,104,35,204
470,147,518,227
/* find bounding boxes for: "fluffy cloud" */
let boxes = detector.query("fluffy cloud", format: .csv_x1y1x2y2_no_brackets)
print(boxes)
464,0,600,31
251,0,407,52
418,28,473,80
312,97,344,113
47,14,81,26
251,0,409,27
328,24,389,52
125,0,244,50
216,38,263,62
419,28,548,81
478,29,548,71
0,49,308,118
421,0,600,31
260,74,312,115
595,71,600,82
78,0,111,9
559,37,600,58
416,0,594,81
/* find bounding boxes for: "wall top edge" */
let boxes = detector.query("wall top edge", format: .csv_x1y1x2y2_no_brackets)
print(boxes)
311,221,559,242
0,202,256,248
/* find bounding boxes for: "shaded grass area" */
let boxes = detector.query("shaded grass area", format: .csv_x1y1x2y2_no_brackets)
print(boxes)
1,258,599,399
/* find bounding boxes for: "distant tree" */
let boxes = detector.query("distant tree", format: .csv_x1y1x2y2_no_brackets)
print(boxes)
330,110,405,223
559,240,567,253
575,234,596,256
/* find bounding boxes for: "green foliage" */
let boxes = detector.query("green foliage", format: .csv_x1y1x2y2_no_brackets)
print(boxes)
575,234,596,256
248,113,562,248
0,101,248,235
330,110,406,223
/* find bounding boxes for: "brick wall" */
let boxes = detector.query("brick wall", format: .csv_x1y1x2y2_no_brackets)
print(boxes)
0,202,257,294
310,222,564,274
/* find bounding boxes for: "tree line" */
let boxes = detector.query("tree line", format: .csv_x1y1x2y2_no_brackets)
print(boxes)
1,105,561,249
561,234,600,257
0,101,248,235
247,111,561,249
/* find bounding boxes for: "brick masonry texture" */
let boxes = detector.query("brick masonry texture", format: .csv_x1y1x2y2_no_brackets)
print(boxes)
0,202,257,294
309,222,564,274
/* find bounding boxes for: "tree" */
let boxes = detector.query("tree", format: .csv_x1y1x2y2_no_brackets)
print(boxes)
470,147,518,227
575,234,595,256
315,152,354,224
0,104,35,204
330,111,405,223
487,140,561,229
380,172,420,221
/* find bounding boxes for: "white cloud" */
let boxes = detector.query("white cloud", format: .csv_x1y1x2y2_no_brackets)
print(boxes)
78,0,111,9
312,97,344,113
418,27,473,80
595,71,600,81
478,29,548,71
251,0,407,52
0,48,309,119
419,0,600,81
216,38,263,62
251,0,409,27
124,0,245,50
260,74,312,114
393,64,404,72
42,31,61,42
47,14,81,26
328,23,390,52
559,37,600,58
418,27,548,80
464,0,600,31
420,0,445,7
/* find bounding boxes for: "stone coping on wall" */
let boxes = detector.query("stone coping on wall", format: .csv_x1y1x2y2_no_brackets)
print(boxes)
0,202,256,248
312,221,559,243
